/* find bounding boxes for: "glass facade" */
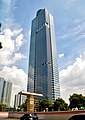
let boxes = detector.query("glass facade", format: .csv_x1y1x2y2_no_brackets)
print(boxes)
14,94,26,109
0,77,12,107
27,8,60,102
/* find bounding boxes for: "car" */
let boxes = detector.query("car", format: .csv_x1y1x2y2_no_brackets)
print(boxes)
32,113,38,120
20,113,38,120
68,114,85,120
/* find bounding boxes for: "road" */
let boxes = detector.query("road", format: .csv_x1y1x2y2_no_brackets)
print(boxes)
0,118,44,120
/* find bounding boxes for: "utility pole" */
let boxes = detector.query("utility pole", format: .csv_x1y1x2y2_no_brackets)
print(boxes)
0,22,2,49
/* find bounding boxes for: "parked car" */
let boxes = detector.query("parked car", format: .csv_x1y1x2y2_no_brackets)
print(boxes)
20,113,38,120
68,114,85,120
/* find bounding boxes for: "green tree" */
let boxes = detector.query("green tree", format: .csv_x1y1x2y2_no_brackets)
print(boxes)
38,99,53,111
0,103,6,111
0,22,3,49
53,98,69,111
19,99,27,111
0,42,2,49
69,93,84,110
83,96,85,107
0,22,1,28
0,22,1,32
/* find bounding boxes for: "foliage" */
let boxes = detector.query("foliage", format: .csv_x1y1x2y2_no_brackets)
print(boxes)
0,103,6,112
0,22,2,49
53,98,69,111
38,99,53,111
0,22,1,28
18,93,85,112
19,99,27,111
69,93,85,110
0,42,2,49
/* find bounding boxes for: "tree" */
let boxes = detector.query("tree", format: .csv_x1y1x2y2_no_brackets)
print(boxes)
19,99,27,111
0,103,6,111
83,96,85,107
69,93,84,110
0,23,1,28
0,22,3,49
0,42,2,49
0,22,1,32
53,98,69,111
38,99,53,111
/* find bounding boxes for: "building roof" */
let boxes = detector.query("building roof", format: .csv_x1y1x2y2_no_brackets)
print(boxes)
18,91,43,97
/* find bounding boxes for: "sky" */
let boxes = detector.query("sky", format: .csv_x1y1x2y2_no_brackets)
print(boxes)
0,0,85,106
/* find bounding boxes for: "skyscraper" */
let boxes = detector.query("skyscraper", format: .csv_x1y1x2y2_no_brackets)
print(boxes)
14,94,26,110
0,77,12,107
27,8,60,102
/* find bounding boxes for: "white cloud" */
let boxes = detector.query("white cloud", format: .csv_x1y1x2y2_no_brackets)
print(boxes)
0,0,27,106
14,52,26,60
13,28,23,36
59,51,85,103
0,66,27,106
2,0,12,13
58,21,85,40
15,34,25,49
0,66,27,89
0,28,26,65
65,0,77,9
0,0,27,103
58,53,64,58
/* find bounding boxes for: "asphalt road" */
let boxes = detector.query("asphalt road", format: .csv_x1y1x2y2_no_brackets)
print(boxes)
0,118,43,120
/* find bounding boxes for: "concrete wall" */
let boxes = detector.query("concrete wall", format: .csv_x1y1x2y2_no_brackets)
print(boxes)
1,110,85,120
37,111,85,120
0,112,8,118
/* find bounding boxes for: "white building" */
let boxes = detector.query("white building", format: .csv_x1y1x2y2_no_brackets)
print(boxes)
0,77,12,107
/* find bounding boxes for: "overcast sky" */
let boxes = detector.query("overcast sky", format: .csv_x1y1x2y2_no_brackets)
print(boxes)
0,0,85,105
